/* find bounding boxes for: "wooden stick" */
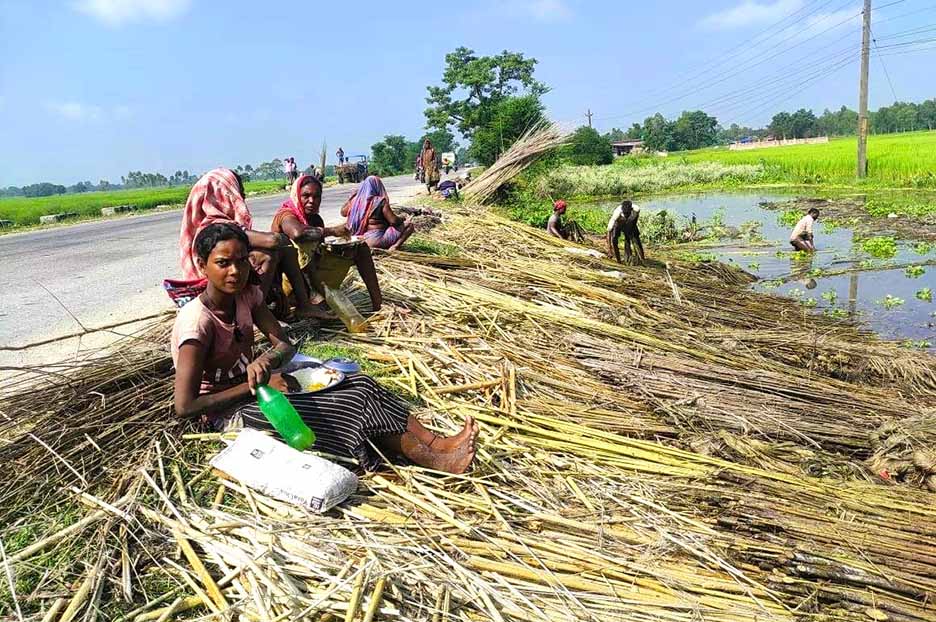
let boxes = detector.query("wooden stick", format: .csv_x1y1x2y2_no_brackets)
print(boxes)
433,378,504,395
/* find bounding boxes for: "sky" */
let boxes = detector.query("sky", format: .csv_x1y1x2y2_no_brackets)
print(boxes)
1,0,935,186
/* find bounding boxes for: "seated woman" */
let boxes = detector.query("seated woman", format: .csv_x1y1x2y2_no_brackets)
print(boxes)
175,167,318,319
172,222,477,473
341,176,415,251
273,175,383,312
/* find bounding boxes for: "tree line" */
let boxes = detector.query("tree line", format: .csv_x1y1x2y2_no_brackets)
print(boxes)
603,98,936,153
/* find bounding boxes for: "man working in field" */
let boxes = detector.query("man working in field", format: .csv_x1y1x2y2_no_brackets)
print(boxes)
789,207,820,252
546,200,569,239
607,200,645,264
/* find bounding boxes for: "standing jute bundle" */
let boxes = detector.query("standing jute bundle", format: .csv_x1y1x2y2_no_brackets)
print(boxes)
462,122,571,205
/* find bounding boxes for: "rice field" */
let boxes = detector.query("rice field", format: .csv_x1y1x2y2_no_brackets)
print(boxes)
0,179,286,228
670,130,936,187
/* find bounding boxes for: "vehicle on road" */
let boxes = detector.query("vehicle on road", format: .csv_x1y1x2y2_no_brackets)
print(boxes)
441,151,455,174
336,155,368,184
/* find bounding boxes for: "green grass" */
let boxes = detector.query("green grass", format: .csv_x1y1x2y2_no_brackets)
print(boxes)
665,131,936,187
0,179,287,227
405,236,460,257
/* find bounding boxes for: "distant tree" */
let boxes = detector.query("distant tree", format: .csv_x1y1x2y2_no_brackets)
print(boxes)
768,112,794,138
68,181,94,193
603,127,628,143
98,179,112,190
671,110,719,150
816,106,857,136
0,186,25,197
919,99,936,130
371,135,412,176
425,47,548,140
469,95,545,166
640,113,673,152
717,123,760,144
566,126,613,165
22,182,66,197
788,108,818,138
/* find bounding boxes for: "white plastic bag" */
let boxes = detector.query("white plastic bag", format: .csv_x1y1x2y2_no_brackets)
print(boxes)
210,428,358,513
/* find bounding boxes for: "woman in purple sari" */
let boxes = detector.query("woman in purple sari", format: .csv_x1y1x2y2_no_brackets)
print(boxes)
340,175,415,251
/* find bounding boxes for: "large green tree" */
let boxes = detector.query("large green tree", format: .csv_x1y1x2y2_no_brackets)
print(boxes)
671,110,719,150
469,95,545,166
425,47,548,138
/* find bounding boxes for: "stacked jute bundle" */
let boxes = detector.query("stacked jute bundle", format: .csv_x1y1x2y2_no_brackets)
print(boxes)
461,123,571,205
2,202,936,621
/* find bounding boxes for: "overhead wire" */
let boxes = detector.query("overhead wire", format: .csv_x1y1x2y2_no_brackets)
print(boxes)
595,0,863,123
587,0,837,102
871,27,900,102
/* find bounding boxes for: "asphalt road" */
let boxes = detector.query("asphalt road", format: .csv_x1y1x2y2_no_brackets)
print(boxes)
0,174,419,350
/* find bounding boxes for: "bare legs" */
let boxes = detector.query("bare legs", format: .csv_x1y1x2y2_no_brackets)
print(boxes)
249,247,319,319
353,245,383,312
379,416,479,474
388,223,415,252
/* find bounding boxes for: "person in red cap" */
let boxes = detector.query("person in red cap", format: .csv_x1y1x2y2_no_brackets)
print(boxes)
547,199,569,239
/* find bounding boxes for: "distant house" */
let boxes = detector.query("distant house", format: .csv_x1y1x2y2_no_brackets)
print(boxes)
611,139,644,156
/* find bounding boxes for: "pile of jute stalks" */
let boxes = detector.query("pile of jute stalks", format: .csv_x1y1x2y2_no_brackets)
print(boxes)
2,199,935,621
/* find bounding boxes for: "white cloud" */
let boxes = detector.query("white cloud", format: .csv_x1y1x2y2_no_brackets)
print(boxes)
44,101,103,121
701,0,802,30
113,105,133,119
73,0,191,26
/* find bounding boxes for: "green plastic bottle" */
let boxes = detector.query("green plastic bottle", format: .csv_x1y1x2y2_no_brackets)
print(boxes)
255,384,315,451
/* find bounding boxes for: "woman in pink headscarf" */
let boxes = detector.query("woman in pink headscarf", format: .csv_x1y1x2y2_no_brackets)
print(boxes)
340,175,415,251
172,167,316,319
272,174,383,312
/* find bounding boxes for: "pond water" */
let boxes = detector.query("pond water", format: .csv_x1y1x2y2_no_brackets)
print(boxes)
589,193,936,349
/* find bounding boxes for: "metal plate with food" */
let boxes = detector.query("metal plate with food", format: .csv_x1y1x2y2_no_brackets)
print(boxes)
324,235,364,248
283,364,346,395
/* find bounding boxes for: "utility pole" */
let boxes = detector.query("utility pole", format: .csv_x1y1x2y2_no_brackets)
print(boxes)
586,109,593,128
856,0,871,177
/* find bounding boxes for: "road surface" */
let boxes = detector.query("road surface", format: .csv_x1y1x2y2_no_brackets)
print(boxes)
0,174,421,356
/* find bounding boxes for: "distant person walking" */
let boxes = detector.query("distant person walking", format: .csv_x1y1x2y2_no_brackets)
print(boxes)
790,208,820,252
421,138,440,192
284,157,298,185
336,147,345,164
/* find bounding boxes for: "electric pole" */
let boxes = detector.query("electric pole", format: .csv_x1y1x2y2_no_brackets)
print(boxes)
856,0,871,177
586,109,593,128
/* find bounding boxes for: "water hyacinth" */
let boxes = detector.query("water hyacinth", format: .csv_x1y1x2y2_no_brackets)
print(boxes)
535,161,764,198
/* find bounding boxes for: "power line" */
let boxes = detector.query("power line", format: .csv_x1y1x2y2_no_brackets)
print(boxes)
589,0,837,104
722,55,858,125
871,27,899,102
595,1,863,123
873,3,936,26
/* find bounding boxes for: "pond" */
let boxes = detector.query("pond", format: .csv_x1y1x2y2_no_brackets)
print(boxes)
587,193,936,349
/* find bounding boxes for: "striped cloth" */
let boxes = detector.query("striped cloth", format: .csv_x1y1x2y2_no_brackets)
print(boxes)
178,168,253,280
233,374,410,471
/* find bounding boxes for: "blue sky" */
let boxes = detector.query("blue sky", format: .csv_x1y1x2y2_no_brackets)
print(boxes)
2,0,934,186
